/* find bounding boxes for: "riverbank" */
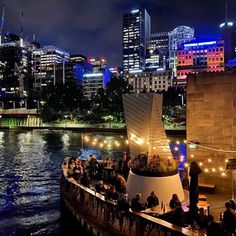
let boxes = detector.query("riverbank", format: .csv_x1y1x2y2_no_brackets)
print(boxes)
0,124,186,135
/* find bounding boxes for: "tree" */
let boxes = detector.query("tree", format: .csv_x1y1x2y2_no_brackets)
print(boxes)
105,77,133,120
39,81,85,122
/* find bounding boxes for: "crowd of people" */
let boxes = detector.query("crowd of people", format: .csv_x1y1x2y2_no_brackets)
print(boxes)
65,156,236,235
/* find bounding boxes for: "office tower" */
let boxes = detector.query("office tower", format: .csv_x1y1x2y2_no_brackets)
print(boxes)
88,57,107,72
177,40,225,86
169,25,195,75
32,46,69,90
219,3,236,63
0,38,32,109
146,32,169,70
122,9,151,72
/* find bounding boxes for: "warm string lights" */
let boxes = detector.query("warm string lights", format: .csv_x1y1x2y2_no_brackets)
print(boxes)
83,135,128,149
168,139,228,177
83,136,228,177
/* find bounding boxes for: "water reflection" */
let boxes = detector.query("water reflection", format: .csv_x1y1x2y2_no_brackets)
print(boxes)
0,129,185,235
0,130,126,235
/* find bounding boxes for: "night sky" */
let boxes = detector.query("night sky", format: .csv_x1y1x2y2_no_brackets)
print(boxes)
2,0,236,66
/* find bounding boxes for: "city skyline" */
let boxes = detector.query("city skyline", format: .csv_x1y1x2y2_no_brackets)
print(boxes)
3,0,236,66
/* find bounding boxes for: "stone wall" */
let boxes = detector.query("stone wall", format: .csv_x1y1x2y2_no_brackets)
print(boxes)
187,71,236,192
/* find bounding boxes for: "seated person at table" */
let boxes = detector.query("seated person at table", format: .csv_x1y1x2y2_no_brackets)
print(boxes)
172,206,185,227
131,193,146,212
207,215,223,236
105,185,119,201
169,193,181,209
196,208,209,229
73,161,83,181
80,172,90,188
147,191,159,208
95,180,106,194
112,173,127,193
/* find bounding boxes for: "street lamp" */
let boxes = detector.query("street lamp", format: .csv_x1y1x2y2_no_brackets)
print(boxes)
178,94,184,106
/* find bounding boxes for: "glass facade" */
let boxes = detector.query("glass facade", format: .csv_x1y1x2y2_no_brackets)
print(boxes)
169,26,195,75
122,9,151,72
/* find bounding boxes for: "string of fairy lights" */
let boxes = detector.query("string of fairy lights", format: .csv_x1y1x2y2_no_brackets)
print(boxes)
83,135,229,177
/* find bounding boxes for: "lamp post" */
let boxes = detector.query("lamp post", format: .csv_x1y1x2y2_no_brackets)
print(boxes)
178,94,184,106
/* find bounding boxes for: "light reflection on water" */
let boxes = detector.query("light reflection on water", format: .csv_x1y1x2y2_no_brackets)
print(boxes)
0,130,125,236
0,129,185,235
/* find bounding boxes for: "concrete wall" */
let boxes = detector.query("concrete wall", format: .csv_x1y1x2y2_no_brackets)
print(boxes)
187,71,236,192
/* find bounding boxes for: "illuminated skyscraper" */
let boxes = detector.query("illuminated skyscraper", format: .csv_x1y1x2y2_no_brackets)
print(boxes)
146,32,169,70
122,9,151,72
177,40,225,86
32,46,69,90
169,25,195,75
219,2,236,63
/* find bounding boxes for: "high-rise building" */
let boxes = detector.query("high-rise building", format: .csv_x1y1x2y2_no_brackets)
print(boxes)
219,1,236,63
169,25,195,75
88,57,107,72
146,32,169,70
176,40,225,86
32,46,69,90
0,39,32,109
219,21,236,63
122,9,151,72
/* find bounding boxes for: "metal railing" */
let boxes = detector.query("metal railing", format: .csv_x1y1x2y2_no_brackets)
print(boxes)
61,164,197,236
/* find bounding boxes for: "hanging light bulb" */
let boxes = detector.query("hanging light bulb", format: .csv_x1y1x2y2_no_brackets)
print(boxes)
204,168,209,173
208,158,212,163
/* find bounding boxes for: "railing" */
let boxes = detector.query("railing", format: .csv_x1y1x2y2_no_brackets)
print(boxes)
61,164,197,236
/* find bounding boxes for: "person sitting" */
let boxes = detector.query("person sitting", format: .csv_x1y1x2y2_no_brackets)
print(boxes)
131,193,146,212
95,180,106,194
222,201,236,235
105,185,119,201
172,206,185,227
196,208,209,229
73,161,83,181
169,193,181,209
80,172,90,188
207,215,223,236
118,193,130,230
113,173,127,193
146,191,159,208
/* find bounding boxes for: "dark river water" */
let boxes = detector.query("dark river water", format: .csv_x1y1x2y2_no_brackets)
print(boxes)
0,129,128,236
0,129,186,236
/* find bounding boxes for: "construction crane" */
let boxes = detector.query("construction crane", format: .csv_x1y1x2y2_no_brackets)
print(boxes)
0,4,5,45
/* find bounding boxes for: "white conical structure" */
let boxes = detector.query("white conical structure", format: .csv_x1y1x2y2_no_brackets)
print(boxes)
122,93,184,203
122,93,171,160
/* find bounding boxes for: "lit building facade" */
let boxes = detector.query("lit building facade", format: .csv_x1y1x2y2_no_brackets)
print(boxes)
169,26,195,75
146,32,169,70
126,69,173,93
32,46,69,90
0,41,32,109
122,9,151,72
88,57,107,73
177,40,225,85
